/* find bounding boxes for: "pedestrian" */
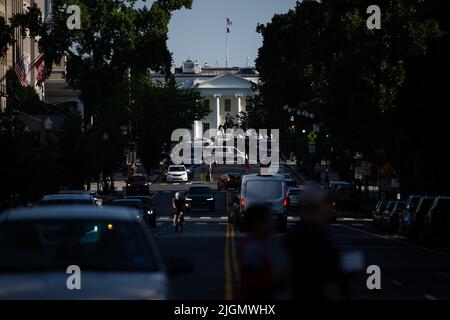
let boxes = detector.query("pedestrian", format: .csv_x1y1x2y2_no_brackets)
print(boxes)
237,205,276,300
286,188,348,300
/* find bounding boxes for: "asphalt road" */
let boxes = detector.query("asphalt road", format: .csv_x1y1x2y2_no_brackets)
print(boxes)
148,178,450,300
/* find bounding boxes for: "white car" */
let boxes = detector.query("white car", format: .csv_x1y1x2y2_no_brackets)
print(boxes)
166,165,189,182
239,173,288,231
0,206,172,299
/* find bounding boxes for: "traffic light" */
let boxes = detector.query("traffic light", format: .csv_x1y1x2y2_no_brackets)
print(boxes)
326,133,330,139
291,123,296,130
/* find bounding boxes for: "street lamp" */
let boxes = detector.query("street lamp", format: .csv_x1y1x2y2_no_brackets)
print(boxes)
44,117,53,144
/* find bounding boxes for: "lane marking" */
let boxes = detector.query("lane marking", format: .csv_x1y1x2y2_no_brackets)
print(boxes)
224,223,233,300
424,294,438,300
392,280,402,287
340,224,450,257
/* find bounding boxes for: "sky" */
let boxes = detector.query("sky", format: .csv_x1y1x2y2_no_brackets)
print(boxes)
142,0,298,67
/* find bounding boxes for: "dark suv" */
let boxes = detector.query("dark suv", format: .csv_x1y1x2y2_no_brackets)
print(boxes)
126,175,150,195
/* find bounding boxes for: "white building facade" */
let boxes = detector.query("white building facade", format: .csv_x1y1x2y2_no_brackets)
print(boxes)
153,60,259,140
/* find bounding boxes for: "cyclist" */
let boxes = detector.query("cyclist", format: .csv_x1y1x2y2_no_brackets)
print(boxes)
172,192,186,231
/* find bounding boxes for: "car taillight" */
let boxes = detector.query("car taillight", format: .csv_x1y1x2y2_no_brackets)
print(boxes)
284,199,288,207
332,201,336,208
241,198,245,207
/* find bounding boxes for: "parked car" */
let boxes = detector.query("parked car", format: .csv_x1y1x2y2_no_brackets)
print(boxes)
286,187,303,208
110,199,144,220
399,195,422,236
39,194,98,207
126,196,158,228
126,175,150,195
166,165,189,183
406,196,435,239
383,201,405,232
185,185,215,211
239,173,287,232
373,200,389,228
217,172,242,190
0,206,171,299
424,196,450,240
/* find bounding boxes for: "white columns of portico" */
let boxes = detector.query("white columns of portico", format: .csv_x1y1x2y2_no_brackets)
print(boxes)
214,94,222,129
235,94,243,115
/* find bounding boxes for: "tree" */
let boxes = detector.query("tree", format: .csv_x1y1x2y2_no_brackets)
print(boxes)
131,74,210,172
255,0,448,193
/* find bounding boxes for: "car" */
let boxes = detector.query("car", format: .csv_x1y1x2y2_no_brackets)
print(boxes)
399,195,422,236
126,196,158,228
0,206,169,299
110,199,145,220
59,190,103,206
39,194,98,207
239,173,287,232
285,179,298,189
166,165,189,182
329,181,361,212
184,164,195,180
185,185,215,211
383,201,405,232
372,200,389,228
203,146,247,165
125,175,150,195
286,187,303,208
217,172,242,190
424,196,450,240
404,196,435,239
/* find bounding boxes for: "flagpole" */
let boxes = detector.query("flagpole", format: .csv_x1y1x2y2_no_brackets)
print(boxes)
226,20,228,68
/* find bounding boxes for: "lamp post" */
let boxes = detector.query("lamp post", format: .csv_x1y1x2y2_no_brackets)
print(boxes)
44,117,53,144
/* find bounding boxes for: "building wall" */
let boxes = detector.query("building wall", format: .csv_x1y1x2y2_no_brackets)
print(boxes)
1,0,46,112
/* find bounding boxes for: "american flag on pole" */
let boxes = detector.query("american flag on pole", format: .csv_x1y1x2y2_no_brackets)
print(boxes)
14,53,31,87
226,17,232,33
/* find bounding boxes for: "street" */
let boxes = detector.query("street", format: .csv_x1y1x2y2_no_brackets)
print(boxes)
145,165,450,300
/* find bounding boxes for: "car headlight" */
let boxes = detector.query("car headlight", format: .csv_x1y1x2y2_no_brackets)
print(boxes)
147,210,153,215
207,198,214,201
186,197,192,201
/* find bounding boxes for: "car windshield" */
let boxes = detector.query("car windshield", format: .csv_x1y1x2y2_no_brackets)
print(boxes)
128,176,147,183
188,187,212,195
40,199,93,206
246,180,283,200
169,166,185,172
0,220,157,272
111,201,142,210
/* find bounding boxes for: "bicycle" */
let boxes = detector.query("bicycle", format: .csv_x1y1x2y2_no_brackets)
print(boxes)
174,210,184,233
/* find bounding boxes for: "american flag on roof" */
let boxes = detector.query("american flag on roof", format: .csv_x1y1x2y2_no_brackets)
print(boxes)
226,17,233,33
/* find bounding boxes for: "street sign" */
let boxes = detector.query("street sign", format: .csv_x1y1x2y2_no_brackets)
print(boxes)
361,161,371,176
308,143,316,154
307,131,318,143
355,167,363,180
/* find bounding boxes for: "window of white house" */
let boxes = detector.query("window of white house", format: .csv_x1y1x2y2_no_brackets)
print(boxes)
225,99,231,112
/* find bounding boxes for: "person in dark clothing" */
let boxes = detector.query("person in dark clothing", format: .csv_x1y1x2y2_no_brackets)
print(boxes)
237,205,276,300
286,188,347,300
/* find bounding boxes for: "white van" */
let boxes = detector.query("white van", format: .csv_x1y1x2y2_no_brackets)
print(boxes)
203,146,247,164
239,173,287,231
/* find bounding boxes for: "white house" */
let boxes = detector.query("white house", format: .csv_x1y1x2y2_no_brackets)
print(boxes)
152,60,259,139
